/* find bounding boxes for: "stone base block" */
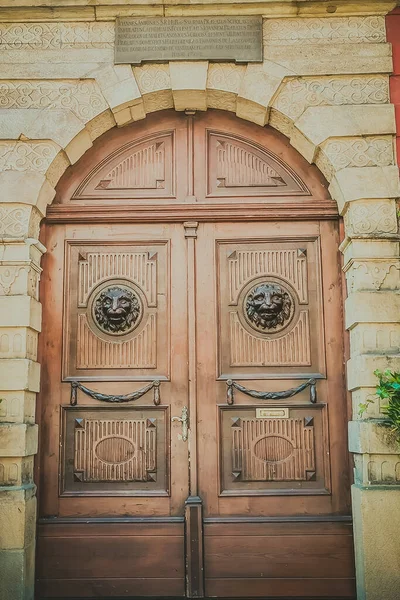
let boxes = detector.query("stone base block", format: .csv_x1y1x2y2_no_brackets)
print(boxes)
352,485,400,600
0,543,34,600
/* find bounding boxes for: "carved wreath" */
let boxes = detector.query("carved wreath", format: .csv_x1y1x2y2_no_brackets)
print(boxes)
245,282,292,331
93,285,141,335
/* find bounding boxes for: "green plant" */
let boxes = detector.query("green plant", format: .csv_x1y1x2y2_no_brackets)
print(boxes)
359,369,400,443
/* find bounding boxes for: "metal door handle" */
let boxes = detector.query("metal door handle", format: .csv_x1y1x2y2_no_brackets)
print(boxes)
171,406,189,442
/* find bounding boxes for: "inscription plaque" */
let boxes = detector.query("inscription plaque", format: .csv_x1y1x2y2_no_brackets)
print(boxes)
115,17,263,64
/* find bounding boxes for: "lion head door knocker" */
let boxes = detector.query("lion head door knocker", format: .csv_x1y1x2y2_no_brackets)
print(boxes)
245,282,294,333
92,285,142,335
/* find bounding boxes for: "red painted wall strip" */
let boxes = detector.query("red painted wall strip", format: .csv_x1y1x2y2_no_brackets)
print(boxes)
386,8,400,166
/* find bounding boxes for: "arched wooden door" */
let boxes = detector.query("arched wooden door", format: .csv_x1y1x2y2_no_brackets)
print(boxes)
36,110,355,599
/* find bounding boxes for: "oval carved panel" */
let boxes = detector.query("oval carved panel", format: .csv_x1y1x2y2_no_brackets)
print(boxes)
253,435,294,463
95,436,136,465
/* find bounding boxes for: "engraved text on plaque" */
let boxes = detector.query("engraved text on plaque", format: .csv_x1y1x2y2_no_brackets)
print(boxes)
115,17,263,64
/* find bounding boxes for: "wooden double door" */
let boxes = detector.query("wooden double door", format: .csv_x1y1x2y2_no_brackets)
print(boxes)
37,112,355,599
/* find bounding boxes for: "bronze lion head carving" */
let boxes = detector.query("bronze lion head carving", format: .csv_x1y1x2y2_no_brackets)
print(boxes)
245,282,292,331
93,286,141,335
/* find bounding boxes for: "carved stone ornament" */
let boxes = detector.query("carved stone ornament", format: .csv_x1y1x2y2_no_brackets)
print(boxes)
245,281,293,333
92,285,142,336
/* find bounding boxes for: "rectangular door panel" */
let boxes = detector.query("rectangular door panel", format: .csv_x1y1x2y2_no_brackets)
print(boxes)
37,521,185,598
61,406,169,496
217,237,325,379
63,241,170,381
219,404,330,496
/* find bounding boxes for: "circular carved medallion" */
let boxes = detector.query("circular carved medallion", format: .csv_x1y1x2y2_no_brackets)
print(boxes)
92,284,142,336
244,281,294,333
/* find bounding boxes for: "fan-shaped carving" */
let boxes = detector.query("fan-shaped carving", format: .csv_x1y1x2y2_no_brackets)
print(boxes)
96,142,165,190
208,132,308,197
73,132,174,199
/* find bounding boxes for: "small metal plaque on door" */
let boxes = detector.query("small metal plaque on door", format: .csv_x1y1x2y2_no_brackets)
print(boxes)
256,407,289,419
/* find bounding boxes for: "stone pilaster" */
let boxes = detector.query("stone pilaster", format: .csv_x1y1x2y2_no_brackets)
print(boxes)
0,235,44,600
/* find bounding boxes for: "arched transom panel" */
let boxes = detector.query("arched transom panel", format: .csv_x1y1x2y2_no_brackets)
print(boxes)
52,110,333,219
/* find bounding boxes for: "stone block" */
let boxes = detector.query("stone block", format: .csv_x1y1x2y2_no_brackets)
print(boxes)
0,392,36,425
64,129,93,165
344,259,400,292
264,43,392,76
239,61,289,108
0,328,38,361
262,16,387,47
0,172,55,216
0,265,40,298
352,485,400,599
349,420,399,454
345,292,400,329
99,74,142,112
85,110,116,142
113,106,133,126
134,63,172,95
317,136,395,182
170,62,208,111
0,109,86,150
207,90,237,113
44,150,71,188
341,239,400,265
0,423,38,458
329,166,400,213
343,199,398,236
0,359,40,393
0,545,34,600
273,74,390,122
236,97,268,126
0,240,45,266
0,457,33,487
0,297,41,331
142,89,174,114
294,105,396,150
351,387,386,420
350,323,400,356
0,205,43,240
354,453,400,486
347,354,400,390
207,63,245,95
0,487,36,550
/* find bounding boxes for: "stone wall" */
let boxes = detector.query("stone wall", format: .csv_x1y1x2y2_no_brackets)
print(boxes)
0,2,399,599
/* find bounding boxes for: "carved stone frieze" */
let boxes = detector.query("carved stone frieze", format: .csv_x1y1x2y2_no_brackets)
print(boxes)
354,453,400,486
0,328,38,360
245,282,294,332
0,265,27,295
317,136,394,180
344,259,400,292
206,90,237,112
207,63,245,94
0,205,32,238
133,64,171,95
344,201,398,237
273,75,389,121
0,141,59,174
0,80,108,122
92,285,142,336
85,110,116,142
0,22,114,50
263,16,386,45
350,323,400,356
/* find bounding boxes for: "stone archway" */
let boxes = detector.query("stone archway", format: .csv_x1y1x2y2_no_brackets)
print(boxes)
0,57,399,600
